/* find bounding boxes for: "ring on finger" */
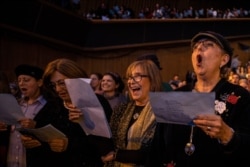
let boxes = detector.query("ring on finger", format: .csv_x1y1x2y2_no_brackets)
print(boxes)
207,126,211,131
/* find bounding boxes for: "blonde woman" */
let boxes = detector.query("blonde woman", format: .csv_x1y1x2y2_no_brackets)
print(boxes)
102,60,162,167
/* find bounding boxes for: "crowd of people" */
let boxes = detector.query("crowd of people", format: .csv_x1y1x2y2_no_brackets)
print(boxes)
85,3,250,20
1,30,250,167
227,60,250,92
49,0,250,20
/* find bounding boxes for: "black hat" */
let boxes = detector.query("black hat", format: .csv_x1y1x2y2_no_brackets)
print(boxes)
191,31,233,67
136,54,162,70
15,64,44,80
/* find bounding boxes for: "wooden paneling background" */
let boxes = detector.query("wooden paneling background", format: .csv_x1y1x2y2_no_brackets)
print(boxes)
1,33,250,83
1,0,250,83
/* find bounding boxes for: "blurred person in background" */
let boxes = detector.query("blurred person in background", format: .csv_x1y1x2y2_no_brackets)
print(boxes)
101,72,127,110
90,72,103,95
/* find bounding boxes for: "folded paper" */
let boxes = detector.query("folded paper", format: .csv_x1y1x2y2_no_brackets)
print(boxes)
149,91,215,125
64,78,111,138
0,93,25,125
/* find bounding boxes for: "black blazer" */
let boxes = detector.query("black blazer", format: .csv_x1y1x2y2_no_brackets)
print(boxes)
146,79,250,167
26,94,113,167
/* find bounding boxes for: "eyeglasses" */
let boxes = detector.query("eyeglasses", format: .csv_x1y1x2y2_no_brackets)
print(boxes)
192,40,217,51
126,75,148,82
49,79,66,90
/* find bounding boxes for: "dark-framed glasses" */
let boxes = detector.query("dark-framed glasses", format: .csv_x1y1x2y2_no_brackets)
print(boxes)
193,40,217,51
126,75,148,82
49,79,66,90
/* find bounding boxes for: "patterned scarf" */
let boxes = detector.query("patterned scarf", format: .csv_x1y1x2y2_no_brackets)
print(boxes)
114,101,156,167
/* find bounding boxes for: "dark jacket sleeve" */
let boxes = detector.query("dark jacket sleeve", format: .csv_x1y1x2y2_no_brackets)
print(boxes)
96,94,113,122
0,127,10,167
85,94,115,156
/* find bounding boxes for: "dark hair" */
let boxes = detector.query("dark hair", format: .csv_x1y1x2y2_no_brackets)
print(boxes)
136,54,162,70
90,72,103,80
15,64,44,80
103,72,125,93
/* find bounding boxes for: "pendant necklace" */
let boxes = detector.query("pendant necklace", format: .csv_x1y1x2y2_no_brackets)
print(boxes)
184,125,195,156
132,105,144,120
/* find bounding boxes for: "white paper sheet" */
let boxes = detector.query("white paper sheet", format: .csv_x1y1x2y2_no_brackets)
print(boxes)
17,124,66,142
64,78,112,138
0,93,25,125
149,91,215,125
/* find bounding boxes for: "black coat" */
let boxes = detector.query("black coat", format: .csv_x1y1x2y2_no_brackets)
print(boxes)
25,94,112,167
0,94,113,167
0,127,10,167
147,79,250,167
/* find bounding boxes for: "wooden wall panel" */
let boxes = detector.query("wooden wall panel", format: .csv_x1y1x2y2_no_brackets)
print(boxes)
1,34,250,84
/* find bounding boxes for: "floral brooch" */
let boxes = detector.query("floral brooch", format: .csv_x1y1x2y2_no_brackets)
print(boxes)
164,161,176,167
226,92,241,104
215,100,226,114
215,92,240,115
